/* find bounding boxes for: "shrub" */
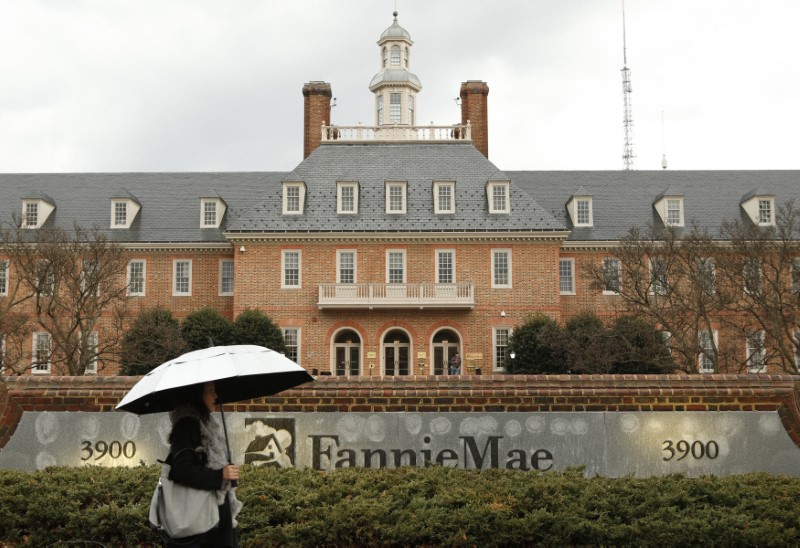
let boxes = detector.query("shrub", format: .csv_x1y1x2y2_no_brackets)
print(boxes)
506,315,566,374
232,309,286,353
608,314,675,374
119,306,188,375
181,307,235,351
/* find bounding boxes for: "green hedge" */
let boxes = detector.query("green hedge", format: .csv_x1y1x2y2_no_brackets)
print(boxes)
1,466,799,546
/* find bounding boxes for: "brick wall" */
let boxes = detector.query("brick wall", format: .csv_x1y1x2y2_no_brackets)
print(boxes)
3,375,800,451
460,81,489,159
303,82,333,158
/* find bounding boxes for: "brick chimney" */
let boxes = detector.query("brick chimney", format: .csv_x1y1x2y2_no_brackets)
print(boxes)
459,80,489,158
303,81,332,159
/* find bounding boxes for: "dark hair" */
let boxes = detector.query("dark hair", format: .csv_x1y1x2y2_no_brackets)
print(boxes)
167,383,211,445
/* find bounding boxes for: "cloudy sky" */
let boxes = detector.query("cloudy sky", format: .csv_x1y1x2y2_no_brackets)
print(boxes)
1,0,798,173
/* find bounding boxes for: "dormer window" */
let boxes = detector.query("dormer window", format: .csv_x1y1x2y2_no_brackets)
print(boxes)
434,181,455,214
386,181,407,214
741,190,775,226
653,194,684,227
337,182,359,214
200,198,227,228
487,181,510,214
21,198,55,229
282,182,306,215
566,191,593,227
110,198,140,229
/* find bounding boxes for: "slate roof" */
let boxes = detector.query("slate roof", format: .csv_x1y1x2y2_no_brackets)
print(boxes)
508,170,800,242
227,142,565,234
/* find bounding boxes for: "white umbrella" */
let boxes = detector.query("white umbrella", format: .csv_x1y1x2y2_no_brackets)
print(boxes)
116,344,314,415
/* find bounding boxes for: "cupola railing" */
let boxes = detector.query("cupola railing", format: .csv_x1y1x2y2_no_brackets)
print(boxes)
321,122,471,143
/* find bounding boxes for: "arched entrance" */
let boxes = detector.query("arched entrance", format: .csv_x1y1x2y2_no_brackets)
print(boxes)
334,329,361,377
383,329,411,376
432,329,461,375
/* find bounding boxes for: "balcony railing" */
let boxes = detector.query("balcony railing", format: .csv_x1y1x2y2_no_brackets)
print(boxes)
321,122,471,143
318,282,475,309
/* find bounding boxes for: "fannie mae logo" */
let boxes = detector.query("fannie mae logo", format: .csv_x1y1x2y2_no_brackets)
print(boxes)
244,418,295,467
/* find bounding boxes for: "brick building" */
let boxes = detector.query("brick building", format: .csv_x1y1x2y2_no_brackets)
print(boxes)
0,13,798,377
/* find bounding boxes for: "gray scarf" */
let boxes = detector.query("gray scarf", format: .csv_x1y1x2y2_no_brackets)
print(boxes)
170,404,243,527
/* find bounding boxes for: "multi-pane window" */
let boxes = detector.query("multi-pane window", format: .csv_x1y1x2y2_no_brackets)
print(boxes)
37,260,54,296
283,184,304,214
408,95,415,125
0,260,7,296
746,331,766,373
387,251,405,284
492,249,511,288
791,259,800,295
494,328,511,371
219,259,234,296
173,260,192,296
25,202,38,227
697,257,716,296
390,45,400,66
386,182,406,213
758,199,773,225
698,329,717,373
437,250,454,284
282,251,301,288
650,257,669,295
434,182,454,213
602,257,621,294
83,332,98,374
283,328,300,364
127,260,146,296
81,260,97,294
743,259,762,295
389,93,401,124
377,95,383,124
338,251,356,284
576,199,591,225
114,202,127,227
203,201,217,226
489,183,509,213
666,199,682,225
32,332,51,373
559,258,575,294
337,183,358,214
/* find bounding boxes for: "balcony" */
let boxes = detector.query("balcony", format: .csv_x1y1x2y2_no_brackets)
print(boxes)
321,123,471,143
318,282,475,309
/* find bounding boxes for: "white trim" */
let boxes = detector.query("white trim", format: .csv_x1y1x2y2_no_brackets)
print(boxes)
126,259,146,296
649,256,669,296
336,249,357,284
491,248,512,288
172,259,192,296
281,250,302,288
566,196,593,227
219,259,234,296
746,330,766,373
433,181,456,214
282,327,302,366
602,257,621,295
487,181,510,214
83,331,98,375
653,195,684,227
385,181,407,214
741,194,775,227
337,182,359,214
200,198,227,228
559,258,575,295
493,327,512,371
32,332,51,374
386,249,406,284
110,198,140,229
698,328,718,373
21,199,55,229
282,182,306,215
0,260,8,296
435,249,456,284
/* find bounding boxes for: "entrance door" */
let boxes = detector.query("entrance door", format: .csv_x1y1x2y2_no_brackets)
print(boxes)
334,329,361,376
433,329,460,375
383,330,410,376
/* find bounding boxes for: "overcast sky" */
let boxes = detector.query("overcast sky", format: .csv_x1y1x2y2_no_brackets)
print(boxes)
1,0,798,173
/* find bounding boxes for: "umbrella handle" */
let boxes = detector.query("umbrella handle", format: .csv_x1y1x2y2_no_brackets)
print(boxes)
218,403,238,488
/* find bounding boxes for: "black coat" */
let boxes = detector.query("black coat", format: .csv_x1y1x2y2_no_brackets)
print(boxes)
167,416,237,547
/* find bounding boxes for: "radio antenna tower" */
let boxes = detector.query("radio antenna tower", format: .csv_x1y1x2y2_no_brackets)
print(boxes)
621,0,635,170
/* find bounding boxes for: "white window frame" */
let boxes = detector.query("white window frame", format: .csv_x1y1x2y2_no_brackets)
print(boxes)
83,331,98,375
282,182,306,215
487,182,510,214
559,258,575,295
337,182,359,214
282,250,302,289
698,329,718,373
21,199,55,229
337,250,357,284
172,259,192,296
32,332,51,374
386,250,406,284
575,199,592,226
436,249,455,284
746,331,766,373
491,249,512,288
113,201,127,227
649,256,669,296
758,198,774,226
602,257,622,295
666,198,683,226
23,201,38,228
283,327,301,365
127,260,146,296
434,181,455,214
386,182,407,214
389,92,401,123
0,260,8,296
200,198,226,228
109,198,140,229
743,259,762,295
493,327,512,371
219,259,234,296
697,257,716,296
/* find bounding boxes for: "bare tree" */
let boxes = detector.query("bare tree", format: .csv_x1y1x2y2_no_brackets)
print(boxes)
0,220,130,375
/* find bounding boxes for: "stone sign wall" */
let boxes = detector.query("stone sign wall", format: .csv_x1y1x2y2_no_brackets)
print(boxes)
2,374,800,477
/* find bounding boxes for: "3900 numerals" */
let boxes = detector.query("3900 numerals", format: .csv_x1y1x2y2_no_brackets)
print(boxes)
662,440,719,461
81,440,137,461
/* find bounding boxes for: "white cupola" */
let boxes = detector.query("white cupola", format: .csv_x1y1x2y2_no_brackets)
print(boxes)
369,11,422,126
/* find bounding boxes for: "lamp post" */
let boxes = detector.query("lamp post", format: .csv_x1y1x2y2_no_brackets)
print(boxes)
509,351,516,373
